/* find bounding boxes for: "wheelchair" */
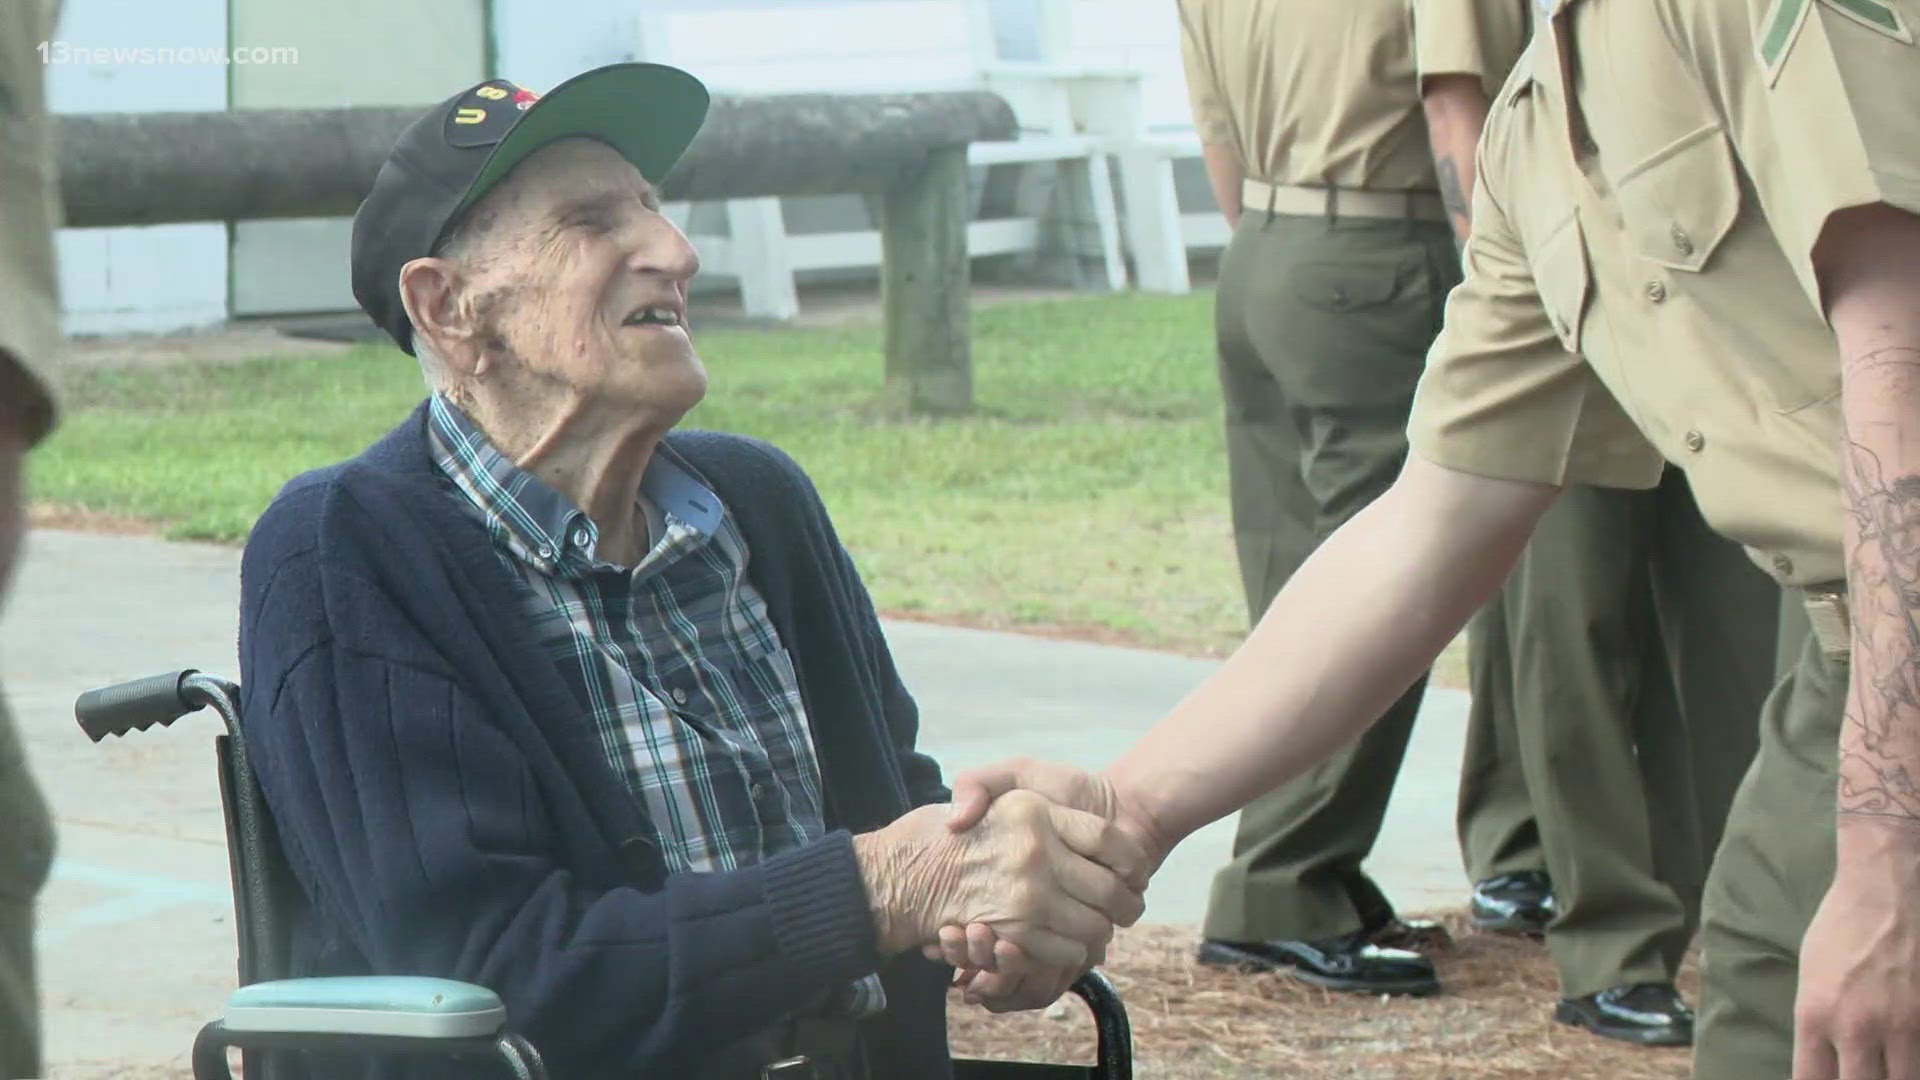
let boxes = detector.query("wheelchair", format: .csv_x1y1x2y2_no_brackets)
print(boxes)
75,670,1134,1080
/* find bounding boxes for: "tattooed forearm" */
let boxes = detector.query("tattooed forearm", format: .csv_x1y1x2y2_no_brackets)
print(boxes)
1419,76,1487,248
1839,347,1920,822
1436,156,1471,246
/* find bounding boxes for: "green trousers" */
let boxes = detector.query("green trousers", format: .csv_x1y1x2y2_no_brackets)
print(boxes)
1457,597,1542,883
1201,209,1460,943
0,688,53,1079
1455,471,1778,996
1694,594,1838,1078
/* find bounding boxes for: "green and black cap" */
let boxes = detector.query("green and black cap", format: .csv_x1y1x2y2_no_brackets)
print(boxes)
350,63,709,355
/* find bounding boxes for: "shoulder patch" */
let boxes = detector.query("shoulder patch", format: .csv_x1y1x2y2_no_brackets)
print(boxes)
1760,0,1912,84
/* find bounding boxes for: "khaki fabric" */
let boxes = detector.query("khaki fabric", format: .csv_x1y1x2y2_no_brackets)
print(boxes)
0,0,61,448
1410,0,1920,587
1176,0,1521,192
1404,0,1920,1068
1419,0,1544,899
1408,0,1534,95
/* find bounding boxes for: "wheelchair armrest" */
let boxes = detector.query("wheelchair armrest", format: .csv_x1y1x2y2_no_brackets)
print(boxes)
222,976,507,1039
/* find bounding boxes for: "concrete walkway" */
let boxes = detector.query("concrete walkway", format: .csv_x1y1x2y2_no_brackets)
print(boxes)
3,529,1474,1075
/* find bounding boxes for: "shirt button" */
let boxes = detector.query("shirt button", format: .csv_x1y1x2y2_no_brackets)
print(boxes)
670,687,688,706
750,782,767,802
571,526,591,548
1684,430,1706,453
1773,554,1795,577
1646,280,1668,303
536,544,555,560
1671,224,1694,256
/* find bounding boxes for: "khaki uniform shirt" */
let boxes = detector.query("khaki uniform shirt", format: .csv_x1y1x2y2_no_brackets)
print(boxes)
1176,0,1531,191
0,0,62,447
1409,0,1535,97
1410,0,1920,586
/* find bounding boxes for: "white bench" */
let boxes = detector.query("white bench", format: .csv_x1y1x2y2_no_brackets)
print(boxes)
1022,0,1223,295
634,0,1129,319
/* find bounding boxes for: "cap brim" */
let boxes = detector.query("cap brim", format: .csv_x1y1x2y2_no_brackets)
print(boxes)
452,63,709,227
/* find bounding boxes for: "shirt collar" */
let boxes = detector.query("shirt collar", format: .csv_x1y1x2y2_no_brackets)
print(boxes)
426,394,723,574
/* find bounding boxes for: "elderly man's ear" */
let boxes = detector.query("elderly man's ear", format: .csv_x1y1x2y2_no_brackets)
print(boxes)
398,257,491,378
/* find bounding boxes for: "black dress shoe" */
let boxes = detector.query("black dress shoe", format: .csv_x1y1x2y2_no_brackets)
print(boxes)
1470,871,1555,935
1196,930,1441,996
1368,915,1454,953
1554,983,1694,1046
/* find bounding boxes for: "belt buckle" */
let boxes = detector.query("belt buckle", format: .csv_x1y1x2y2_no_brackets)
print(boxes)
1803,586,1851,663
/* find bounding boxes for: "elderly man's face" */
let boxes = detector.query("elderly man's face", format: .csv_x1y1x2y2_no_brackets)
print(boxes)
451,137,705,414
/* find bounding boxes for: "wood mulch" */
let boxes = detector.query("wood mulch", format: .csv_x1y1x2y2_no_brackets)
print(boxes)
946,915,1696,1079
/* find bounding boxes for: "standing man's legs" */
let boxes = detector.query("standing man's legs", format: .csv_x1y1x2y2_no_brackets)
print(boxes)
1507,483,1694,1001
1200,212,1457,988
1502,470,1775,1046
1213,216,1317,633
1456,591,1552,931
0,0,66,1073
1642,468,1775,960
1693,613,1844,1079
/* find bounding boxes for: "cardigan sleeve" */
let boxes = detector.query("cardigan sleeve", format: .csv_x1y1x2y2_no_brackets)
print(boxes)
238,487,885,1076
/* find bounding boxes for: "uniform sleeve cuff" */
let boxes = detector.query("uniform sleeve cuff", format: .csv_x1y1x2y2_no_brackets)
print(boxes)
763,831,882,981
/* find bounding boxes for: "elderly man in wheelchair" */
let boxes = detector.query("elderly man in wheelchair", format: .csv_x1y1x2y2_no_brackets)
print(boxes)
179,63,1148,1079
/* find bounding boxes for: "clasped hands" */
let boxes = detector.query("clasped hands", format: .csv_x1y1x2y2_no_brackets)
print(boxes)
855,758,1167,1014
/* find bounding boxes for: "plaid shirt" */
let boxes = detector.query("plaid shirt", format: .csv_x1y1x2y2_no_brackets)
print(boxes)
427,395,827,875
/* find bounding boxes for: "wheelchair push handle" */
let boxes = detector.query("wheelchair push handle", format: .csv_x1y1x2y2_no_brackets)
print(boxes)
76,669,209,742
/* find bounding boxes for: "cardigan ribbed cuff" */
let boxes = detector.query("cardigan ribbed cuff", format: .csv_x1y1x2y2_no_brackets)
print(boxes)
763,830,882,982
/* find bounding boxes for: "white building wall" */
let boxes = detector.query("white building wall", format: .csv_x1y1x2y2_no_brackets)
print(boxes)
47,0,229,336
228,0,485,316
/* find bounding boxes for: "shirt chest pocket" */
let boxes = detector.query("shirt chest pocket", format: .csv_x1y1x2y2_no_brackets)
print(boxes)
1613,122,1741,274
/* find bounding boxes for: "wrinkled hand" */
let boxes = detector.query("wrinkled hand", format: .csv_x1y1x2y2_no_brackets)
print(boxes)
855,789,1149,1000
1792,819,1920,1079
928,759,1171,1011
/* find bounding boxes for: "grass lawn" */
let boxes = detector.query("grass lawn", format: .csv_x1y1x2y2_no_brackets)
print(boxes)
34,290,1469,679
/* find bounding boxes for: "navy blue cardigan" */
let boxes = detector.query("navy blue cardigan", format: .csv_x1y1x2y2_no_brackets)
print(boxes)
237,403,953,1077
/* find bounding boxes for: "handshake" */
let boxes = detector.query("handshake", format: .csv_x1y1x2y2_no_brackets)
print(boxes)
852,760,1172,1014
